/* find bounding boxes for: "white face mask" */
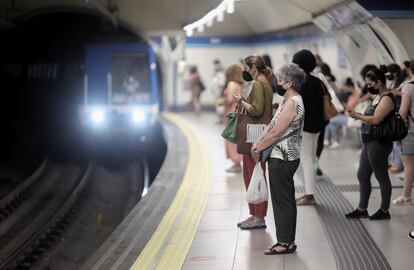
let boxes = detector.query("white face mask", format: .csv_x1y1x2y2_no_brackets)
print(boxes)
244,80,255,97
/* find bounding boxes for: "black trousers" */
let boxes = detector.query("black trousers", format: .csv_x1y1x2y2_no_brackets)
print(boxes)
268,158,300,243
358,141,393,210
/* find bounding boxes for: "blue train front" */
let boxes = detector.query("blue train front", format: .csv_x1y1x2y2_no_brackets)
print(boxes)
81,43,159,149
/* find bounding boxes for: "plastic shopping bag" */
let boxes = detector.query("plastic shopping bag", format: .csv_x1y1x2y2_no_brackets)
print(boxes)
246,163,268,204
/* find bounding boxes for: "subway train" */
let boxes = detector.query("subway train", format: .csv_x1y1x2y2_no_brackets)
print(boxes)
81,43,160,149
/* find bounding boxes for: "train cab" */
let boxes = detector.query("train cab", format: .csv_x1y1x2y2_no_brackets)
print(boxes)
81,43,159,147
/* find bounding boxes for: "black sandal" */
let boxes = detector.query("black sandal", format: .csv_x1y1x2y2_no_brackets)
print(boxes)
264,242,297,255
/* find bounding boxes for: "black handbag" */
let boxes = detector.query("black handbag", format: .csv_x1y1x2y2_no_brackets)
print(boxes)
259,132,294,163
372,111,408,142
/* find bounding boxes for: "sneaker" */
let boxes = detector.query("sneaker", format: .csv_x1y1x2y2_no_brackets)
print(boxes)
226,164,242,173
316,167,323,177
392,196,412,205
389,165,403,174
330,141,340,149
323,140,330,147
239,218,266,230
237,216,254,227
296,195,316,206
409,231,414,241
345,209,369,219
369,209,391,220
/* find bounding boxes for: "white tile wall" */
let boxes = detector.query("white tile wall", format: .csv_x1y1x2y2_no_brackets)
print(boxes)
177,35,353,107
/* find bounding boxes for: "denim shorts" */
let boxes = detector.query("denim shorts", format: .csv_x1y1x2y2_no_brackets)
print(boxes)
401,132,414,155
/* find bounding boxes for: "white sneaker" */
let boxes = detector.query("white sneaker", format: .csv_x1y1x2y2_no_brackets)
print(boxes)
392,196,412,205
330,142,340,149
323,140,330,146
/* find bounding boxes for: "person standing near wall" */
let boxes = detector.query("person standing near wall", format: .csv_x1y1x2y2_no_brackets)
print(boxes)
188,66,203,114
212,59,226,123
233,55,273,229
218,64,244,173
292,50,325,206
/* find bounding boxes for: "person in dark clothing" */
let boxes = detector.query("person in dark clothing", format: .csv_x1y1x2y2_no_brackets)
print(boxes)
315,54,336,83
346,68,395,220
292,49,326,205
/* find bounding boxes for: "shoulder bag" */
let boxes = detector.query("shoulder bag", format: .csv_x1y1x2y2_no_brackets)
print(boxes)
221,110,238,144
321,81,338,121
372,94,408,142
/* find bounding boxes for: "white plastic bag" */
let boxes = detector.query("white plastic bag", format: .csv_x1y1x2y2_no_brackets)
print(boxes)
246,163,268,204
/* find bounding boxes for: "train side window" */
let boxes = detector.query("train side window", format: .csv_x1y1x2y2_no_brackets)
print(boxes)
53,64,58,80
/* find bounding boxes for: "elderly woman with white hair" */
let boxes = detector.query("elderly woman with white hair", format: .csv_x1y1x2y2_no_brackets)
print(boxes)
251,63,306,255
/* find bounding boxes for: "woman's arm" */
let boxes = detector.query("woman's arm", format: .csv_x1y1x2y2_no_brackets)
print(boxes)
349,96,394,125
254,99,297,152
399,91,411,118
356,92,372,104
392,89,402,97
224,81,239,105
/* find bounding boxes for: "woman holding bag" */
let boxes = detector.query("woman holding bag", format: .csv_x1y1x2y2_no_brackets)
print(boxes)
233,55,273,230
251,63,306,255
218,64,244,173
346,68,395,220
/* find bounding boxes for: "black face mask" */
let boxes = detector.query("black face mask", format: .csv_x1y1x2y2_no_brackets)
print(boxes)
367,86,379,95
274,84,287,96
386,74,394,80
242,71,253,82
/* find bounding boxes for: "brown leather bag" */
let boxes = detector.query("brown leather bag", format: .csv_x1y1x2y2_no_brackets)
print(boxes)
321,82,338,121
236,104,271,155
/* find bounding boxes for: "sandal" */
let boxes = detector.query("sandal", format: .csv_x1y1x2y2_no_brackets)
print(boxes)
264,242,297,255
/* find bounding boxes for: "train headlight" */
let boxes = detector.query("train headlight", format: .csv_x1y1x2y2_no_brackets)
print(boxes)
91,109,105,124
132,110,146,123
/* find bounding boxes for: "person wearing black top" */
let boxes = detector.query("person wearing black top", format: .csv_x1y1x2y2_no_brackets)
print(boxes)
292,50,326,205
346,68,395,220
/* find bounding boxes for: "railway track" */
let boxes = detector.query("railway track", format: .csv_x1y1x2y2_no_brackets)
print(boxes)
0,160,91,270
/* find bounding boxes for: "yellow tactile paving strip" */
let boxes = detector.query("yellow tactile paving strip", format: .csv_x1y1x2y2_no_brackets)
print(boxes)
130,112,213,270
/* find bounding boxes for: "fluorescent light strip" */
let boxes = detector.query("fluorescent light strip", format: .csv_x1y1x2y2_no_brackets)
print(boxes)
183,0,236,36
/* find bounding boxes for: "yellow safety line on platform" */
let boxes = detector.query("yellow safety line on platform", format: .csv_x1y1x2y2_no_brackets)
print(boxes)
130,113,213,270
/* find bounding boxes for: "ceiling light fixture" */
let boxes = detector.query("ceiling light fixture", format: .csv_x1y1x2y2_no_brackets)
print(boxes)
184,0,236,36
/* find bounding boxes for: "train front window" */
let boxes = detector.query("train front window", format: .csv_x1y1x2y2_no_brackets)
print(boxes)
111,52,152,104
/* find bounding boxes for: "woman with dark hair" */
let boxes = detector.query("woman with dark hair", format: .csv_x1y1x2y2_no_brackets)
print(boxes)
346,68,395,220
233,54,273,229
356,64,377,104
292,49,325,205
262,54,273,70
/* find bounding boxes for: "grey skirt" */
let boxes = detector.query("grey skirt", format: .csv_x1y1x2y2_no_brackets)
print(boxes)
401,132,414,155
